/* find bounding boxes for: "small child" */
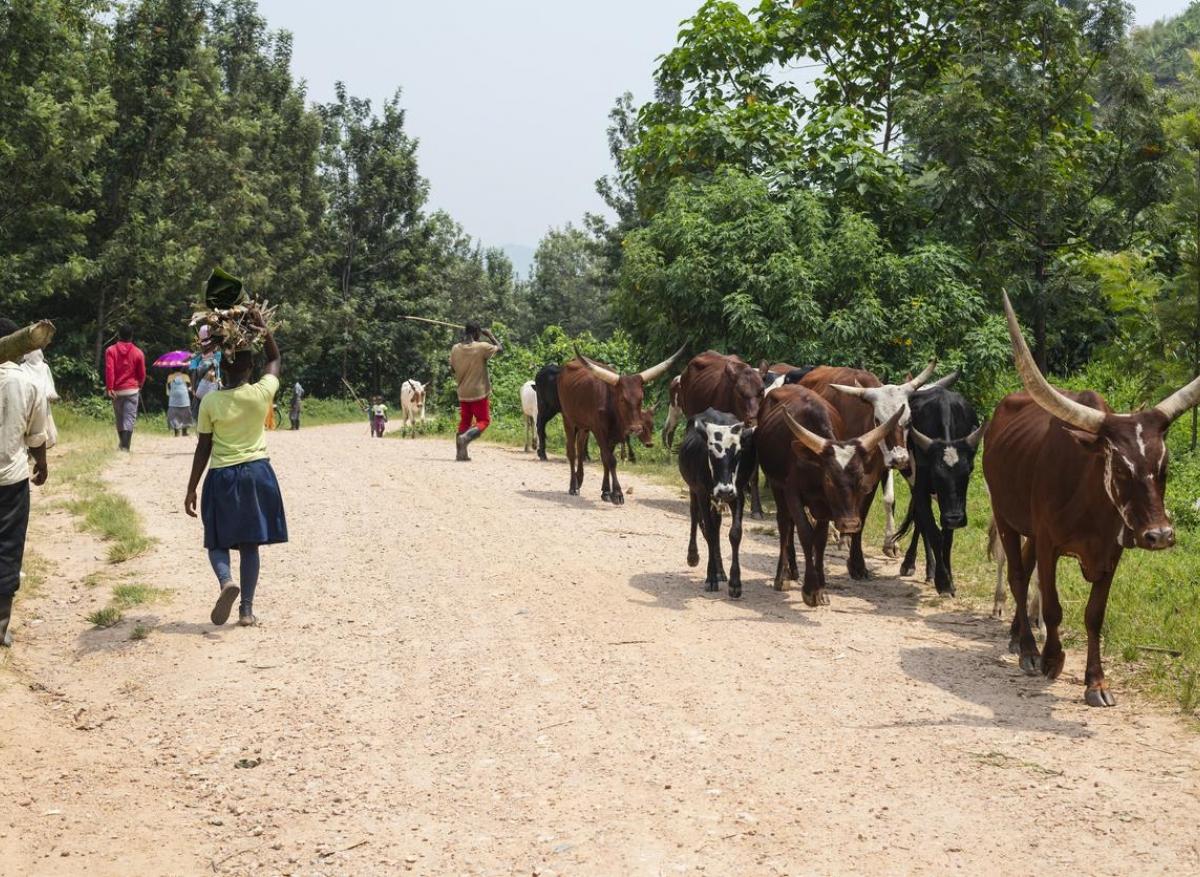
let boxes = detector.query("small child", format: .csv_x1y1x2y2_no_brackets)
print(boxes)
369,396,388,438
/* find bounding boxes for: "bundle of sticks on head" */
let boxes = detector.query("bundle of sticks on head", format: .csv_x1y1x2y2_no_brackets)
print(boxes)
0,320,55,363
190,267,277,354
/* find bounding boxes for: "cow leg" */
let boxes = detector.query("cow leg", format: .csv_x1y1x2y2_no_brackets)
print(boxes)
770,486,792,591
710,504,727,583
536,411,551,461
793,504,828,607
702,504,723,591
523,415,531,453
900,527,920,578
626,438,637,464
996,521,1039,670
600,442,612,501
565,422,581,495
1081,567,1117,707
1035,544,1065,680
881,470,899,557
687,492,701,568
749,466,764,519
940,528,956,594
910,492,948,592
604,443,624,505
845,485,875,580
727,494,744,599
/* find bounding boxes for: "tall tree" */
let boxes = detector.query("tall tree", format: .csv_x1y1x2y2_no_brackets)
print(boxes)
528,224,612,338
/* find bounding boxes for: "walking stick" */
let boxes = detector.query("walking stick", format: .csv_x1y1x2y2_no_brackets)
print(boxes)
397,315,467,331
341,376,366,410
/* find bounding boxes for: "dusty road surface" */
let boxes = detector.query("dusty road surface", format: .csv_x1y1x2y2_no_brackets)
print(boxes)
2,423,1198,876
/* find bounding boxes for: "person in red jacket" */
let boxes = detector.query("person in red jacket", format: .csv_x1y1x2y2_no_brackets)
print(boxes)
105,323,146,452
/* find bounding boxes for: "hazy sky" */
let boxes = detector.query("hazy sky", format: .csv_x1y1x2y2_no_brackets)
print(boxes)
256,0,1194,251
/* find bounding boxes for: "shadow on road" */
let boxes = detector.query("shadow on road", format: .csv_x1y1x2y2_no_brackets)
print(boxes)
626,570,819,627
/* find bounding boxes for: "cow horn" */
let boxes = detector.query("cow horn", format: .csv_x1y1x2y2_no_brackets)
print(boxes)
573,344,621,386
1002,290,1105,433
783,410,829,456
965,419,987,449
859,408,905,453
910,427,934,452
901,359,937,393
638,344,686,384
918,370,959,393
1153,374,1200,423
830,383,871,399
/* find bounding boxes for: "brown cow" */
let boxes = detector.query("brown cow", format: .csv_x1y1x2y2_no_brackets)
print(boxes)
984,292,1198,707
678,352,767,513
559,345,684,505
798,363,934,578
757,384,904,606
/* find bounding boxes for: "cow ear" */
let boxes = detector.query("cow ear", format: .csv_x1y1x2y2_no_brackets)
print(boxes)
730,423,742,435
1065,428,1103,449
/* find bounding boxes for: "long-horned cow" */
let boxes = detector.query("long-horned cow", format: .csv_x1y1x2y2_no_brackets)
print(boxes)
798,362,935,578
984,291,1198,707
677,409,756,598
558,345,684,505
399,379,427,435
757,384,904,606
892,378,987,594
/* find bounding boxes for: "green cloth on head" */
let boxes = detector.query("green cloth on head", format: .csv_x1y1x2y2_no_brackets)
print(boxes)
205,267,247,310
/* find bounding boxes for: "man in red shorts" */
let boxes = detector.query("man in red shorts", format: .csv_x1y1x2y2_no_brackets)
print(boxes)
450,321,502,461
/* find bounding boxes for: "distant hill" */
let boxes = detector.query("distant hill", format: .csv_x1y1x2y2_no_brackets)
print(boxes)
501,244,535,280
1134,1,1200,88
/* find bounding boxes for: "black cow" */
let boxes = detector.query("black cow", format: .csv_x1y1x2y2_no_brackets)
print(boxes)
678,409,756,598
533,364,563,461
894,385,987,594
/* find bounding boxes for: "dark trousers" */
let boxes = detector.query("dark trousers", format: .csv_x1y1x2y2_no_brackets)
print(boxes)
0,480,31,597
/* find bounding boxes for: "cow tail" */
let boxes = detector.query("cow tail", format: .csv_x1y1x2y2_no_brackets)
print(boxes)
986,517,999,563
893,495,915,542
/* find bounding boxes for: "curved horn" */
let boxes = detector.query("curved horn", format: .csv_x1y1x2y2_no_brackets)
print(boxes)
901,359,937,393
917,370,959,393
1154,373,1200,423
830,383,870,399
783,410,829,456
909,426,934,452
859,408,905,453
1001,290,1105,432
573,343,620,386
965,419,988,449
638,344,686,384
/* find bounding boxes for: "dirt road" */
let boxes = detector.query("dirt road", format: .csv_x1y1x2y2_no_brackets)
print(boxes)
2,423,1197,875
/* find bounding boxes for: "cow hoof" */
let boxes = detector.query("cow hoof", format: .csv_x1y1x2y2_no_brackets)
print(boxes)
882,541,899,559
899,563,916,577
687,551,699,568
601,490,611,501
935,585,956,597
1085,686,1117,708
1008,636,1021,655
729,583,742,599
704,581,719,592
849,569,871,582
801,589,827,608
1019,654,1041,675
750,509,764,520
772,579,786,592
611,492,625,506
717,570,728,583
992,602,1004,620
569,487,579,496
1041,650,1065,680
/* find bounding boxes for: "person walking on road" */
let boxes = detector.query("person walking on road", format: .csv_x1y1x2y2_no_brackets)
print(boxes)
289,381,304,430
105,323,145,452
0,318,50,648
166,370,194,437
450,321,502,461
184,307,287,628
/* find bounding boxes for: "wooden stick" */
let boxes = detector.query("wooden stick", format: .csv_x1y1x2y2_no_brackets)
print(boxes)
398,315,466,330
341,376,366,409
0,320,55,363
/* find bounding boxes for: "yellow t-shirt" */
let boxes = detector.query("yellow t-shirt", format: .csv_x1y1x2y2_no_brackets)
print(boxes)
198,374,279,469
450,341,499,401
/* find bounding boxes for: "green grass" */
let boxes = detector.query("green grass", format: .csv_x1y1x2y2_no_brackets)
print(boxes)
129,623,151,641
85,606,123,628
111,582,169,610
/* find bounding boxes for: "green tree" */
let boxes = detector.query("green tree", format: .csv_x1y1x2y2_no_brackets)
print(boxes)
528,224,612,338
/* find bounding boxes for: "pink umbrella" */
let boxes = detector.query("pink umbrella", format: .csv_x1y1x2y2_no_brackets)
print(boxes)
152,350,192,368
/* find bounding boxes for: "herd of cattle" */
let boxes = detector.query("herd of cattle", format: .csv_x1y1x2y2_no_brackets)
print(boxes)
512,293,1200,709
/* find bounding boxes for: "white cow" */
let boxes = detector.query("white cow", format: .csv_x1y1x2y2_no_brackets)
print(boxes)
520,380,539,453
399,379,427,435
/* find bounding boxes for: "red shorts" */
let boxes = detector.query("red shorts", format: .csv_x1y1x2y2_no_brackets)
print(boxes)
458,398,490,434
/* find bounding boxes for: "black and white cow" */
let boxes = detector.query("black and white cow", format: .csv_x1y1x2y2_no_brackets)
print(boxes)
894,385,987,595
678,409,757,598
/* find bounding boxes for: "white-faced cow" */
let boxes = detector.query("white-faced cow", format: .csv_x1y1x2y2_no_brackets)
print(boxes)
399,379,427,435
661,376,684,450
520,380,538,453
984,291,1199,706
677,409,756,598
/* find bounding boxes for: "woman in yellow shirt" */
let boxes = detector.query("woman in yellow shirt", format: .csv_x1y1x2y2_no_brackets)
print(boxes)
184,308,287,627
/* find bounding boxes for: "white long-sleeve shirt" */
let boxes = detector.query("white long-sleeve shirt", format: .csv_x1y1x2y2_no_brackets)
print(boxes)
0,361,47,486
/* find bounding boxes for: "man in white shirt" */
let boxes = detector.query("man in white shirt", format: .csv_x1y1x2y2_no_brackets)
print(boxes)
0,318,50,647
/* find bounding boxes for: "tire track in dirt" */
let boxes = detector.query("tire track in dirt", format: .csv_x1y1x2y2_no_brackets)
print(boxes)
2,423,1198,875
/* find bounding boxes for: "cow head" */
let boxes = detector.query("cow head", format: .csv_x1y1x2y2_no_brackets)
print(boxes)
408,380,426,405
729,361,765,425
829,361,937,472
1003,291,1200,550
576,344,685,448
784,407,905,534
694,414,751,503
909,421,987,529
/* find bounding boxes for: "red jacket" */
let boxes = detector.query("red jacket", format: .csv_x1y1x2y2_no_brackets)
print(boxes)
105,341,146,393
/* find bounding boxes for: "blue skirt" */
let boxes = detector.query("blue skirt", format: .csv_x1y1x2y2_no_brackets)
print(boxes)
201,459,288,550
